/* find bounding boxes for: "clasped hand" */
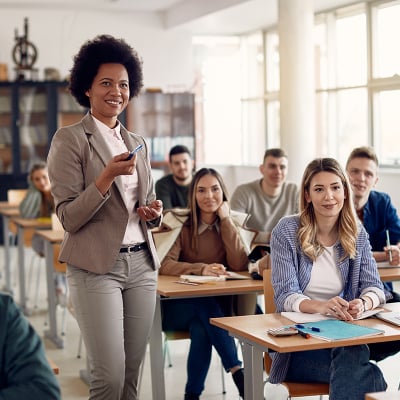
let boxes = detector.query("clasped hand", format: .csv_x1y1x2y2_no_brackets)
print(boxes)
323,296,364,321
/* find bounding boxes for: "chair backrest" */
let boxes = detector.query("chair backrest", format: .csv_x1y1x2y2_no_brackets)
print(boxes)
7,189,27,206
263,269,330,397
263,268,275,314
51,213,64,231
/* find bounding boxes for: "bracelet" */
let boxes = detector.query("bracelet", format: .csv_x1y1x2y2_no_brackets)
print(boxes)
360,297,370,312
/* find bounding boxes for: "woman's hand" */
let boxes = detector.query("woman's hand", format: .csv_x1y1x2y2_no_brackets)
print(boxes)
202,263,228,276
216,201,230,220
322,296,353,321
348,299,364,319
95,152,138,195
137,200,163,221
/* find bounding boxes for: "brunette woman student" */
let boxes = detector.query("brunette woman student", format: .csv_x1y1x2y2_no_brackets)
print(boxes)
158,168,249,400
47,35,163,400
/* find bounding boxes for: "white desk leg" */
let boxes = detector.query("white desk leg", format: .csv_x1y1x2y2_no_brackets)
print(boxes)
149,295,166,400
241,340,264,400
43,239,64,348
17,225,30,315
2,215,13,294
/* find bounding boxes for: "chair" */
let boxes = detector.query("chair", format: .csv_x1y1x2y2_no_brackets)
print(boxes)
263,269,330,399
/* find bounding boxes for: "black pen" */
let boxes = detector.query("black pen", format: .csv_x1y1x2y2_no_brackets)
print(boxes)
297,330,310,339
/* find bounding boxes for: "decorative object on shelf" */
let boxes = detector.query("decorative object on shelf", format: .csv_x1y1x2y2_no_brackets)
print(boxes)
12,18,39,81
44,68,61,81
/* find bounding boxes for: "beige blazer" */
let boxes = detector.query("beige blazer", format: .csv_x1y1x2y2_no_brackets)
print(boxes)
47,113,160,274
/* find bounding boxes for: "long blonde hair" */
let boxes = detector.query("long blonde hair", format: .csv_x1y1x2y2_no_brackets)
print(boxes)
298,158,358,260
187,168,229,250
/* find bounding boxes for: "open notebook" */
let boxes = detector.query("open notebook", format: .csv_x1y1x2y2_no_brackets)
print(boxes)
180,271,250,283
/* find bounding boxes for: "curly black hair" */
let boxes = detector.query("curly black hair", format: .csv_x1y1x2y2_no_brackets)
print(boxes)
69,34,143,108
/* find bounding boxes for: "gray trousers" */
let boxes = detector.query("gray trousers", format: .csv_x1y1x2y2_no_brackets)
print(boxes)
67,249,157,400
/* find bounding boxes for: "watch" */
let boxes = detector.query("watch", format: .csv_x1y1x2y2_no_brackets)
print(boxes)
361,297,370,312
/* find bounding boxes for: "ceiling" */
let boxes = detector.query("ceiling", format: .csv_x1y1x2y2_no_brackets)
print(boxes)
0,0,363,34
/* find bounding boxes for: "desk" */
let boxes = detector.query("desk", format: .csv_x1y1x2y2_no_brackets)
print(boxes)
149,274,263,400
365,392,400,400
210,303,400,400
0,206,20,293
35,229,65,349
11,217,51,314
378,267,400,282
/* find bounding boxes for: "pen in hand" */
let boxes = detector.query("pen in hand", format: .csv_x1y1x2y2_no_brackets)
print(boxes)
386,229,393,263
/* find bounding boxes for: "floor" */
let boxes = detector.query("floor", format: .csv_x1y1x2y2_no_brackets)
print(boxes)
1,245,400,400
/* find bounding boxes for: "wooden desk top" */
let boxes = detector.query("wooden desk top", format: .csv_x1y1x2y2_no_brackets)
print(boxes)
11,216,52,229
157,274,263,298
210,303,400,353
378,266,400,282
365,392,400,400
0,201,19,209
0,207,20,217
35,229,64,243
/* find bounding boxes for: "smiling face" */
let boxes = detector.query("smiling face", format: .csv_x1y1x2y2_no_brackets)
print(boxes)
305,171,346,222
170,152,194,185
85,63,129,127
195,174,224,217
346,157,378,207
31,168,51,194
259,156,288,192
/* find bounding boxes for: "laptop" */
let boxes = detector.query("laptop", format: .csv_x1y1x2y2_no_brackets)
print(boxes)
375,311,400,327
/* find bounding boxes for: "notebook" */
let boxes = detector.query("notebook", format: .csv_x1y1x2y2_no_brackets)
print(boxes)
375,311,400,327
293,319,384,341
180,271,250,283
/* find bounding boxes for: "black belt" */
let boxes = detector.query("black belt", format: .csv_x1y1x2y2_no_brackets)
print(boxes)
120,242,148,253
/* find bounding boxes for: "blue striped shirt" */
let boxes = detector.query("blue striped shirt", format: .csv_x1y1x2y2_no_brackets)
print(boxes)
268,215,385,383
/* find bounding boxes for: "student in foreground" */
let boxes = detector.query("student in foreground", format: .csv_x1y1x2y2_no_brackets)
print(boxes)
0,293,61,399
158,168,249,400
269,157,400,400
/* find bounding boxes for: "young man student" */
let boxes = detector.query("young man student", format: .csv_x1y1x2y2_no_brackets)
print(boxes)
155,144,194,210
230,148,298,285
346,146,400,302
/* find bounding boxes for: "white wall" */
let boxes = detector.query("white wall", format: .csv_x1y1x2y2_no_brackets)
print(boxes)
0,9,193,90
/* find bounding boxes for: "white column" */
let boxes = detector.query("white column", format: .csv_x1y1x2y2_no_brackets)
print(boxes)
278,0,315,183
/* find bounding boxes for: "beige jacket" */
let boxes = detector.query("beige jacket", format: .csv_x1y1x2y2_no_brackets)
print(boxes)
47,113,160,274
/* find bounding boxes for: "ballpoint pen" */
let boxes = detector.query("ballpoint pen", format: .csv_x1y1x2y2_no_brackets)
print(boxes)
295,324,321,332
386,229,393,263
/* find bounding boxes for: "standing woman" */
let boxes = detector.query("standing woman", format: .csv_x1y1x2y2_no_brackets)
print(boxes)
268,158,400,400
47,35,163,400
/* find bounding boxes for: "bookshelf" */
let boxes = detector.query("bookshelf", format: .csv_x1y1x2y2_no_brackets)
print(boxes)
126,91,195,171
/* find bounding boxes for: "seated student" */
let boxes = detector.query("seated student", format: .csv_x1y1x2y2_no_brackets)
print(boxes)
346,146,400,302
269,157,400,400
19,161,66,305
0,293,61,399
155,144,194,209
158,168,251,400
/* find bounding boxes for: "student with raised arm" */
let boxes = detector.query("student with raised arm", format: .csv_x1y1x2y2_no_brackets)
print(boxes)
269,157,400,400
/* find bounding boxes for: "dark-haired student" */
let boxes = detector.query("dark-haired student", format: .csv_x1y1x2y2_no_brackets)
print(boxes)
155,144,194,209
0,293,61,400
